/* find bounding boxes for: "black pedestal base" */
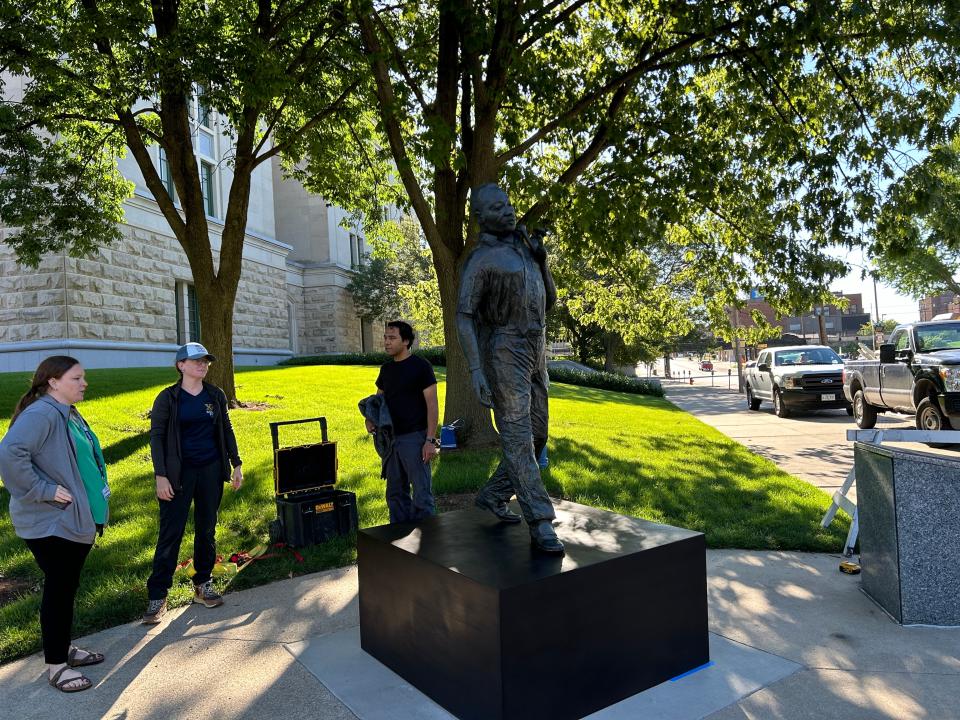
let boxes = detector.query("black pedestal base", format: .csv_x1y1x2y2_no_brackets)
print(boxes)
358,500,709,720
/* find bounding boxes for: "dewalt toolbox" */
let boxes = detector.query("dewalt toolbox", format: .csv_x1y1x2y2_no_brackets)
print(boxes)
270,417,358,547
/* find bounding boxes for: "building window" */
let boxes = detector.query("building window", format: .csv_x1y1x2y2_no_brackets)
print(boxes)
158,148,176,200
789,323,801,332
197,86,212,129
200,161,216,217
176,281,201,344
287,302,297,353
350,233,362,268
825,320,835,330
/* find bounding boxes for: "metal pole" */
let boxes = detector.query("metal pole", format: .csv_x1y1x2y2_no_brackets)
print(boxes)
873,274,881,323
732,306,744,393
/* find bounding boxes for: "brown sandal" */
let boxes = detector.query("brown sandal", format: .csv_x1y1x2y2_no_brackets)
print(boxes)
49,666,93,693
67,646,105,668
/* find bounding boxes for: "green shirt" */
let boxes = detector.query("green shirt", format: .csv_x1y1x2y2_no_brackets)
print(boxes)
67,413,109,525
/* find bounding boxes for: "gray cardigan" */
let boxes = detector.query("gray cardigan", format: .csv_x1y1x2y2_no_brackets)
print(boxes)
0,395,97,544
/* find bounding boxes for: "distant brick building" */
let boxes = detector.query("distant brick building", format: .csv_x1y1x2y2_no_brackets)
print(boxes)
918,292,960,321
731,292,870,344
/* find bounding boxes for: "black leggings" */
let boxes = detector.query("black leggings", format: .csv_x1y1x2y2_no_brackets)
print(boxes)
24,536,93,664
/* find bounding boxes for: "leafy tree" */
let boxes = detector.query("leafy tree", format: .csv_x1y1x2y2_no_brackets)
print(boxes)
346,218,444,346
347,0,959,443
0,0,367,401
872,136,960,298
858,318,901,336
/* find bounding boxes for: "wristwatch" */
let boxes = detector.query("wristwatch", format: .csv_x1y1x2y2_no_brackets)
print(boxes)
426,437,441,448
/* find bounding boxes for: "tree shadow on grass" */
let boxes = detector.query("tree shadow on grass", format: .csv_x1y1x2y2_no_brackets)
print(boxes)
550,382,678,408
548,433,848,552
101,431,151,466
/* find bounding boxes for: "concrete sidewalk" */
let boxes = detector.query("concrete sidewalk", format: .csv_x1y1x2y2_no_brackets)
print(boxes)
2,552,957,720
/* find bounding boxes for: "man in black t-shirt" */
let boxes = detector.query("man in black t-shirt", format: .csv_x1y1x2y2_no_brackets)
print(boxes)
366,321,439,522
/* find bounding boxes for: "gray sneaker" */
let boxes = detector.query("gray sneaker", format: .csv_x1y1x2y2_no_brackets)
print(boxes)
142,598,167,624
193,580,224,608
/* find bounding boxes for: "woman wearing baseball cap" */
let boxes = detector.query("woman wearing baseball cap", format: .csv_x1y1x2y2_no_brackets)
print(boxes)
142,342,243,624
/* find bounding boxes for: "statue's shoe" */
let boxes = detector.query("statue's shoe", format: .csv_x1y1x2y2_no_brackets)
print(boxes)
474,493,523,523
529,520,565,555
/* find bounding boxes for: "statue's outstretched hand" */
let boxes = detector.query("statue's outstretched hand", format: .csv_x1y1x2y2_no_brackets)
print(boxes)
471,369,494,408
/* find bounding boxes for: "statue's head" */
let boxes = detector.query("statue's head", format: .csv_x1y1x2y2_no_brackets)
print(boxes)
471,183,516,234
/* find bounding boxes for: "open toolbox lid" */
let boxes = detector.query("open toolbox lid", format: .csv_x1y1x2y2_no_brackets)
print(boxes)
270,417,338,497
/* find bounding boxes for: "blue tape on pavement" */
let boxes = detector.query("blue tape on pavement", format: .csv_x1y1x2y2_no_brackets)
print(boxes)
669,661,715,682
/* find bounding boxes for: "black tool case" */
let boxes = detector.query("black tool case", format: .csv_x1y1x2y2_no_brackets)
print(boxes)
270,417,358,547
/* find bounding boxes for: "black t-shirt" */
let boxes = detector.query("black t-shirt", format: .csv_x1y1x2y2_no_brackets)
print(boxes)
376,355,437,435
179,387,219,466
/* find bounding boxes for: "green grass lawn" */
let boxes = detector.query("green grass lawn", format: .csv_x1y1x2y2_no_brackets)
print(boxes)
0,365,848,663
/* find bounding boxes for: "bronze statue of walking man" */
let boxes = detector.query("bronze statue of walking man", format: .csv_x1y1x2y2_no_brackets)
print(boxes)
456,183,564,554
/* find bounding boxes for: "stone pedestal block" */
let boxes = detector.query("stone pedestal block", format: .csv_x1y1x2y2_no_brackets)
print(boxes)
358,499,709,720
856,443,960,626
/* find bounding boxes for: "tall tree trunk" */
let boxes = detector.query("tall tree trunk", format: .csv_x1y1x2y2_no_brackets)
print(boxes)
603,332,620,372
195,275,238,403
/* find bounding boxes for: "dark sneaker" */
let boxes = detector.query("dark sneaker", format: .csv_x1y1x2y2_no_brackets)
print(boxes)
193,580,224,608
142,598,167,624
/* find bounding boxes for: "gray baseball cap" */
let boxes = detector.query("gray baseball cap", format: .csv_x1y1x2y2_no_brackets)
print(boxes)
175,342,216,362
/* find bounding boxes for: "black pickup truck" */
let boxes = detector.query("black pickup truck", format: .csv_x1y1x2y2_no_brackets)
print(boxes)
842,320,960,430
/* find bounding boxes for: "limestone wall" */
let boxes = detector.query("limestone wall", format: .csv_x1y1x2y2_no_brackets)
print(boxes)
63,227,179,344
298,263,366,355
0,233,66,343
233,260,289,350
2,204,293,352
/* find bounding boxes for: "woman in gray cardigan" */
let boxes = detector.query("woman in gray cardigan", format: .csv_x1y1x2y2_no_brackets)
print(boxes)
0,356,109,693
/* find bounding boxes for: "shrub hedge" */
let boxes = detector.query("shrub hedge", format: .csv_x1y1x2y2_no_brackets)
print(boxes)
281,351,663,397
282,347,447,367
545,366,664,397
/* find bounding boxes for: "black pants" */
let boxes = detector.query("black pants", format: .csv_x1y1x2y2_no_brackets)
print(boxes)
147,460,224,600
24,536,93,664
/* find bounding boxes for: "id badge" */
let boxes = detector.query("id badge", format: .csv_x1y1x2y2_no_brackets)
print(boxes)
102,484,112,500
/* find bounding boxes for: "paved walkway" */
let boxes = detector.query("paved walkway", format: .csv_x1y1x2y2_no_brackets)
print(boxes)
2,553,957,720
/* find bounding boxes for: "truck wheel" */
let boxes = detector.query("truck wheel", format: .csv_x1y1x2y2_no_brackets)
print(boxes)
773,388,790,418
916,397,953,447
853,390,877,429
746,386,761,411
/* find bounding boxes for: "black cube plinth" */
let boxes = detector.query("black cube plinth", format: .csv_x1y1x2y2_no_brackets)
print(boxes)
358,499,708,720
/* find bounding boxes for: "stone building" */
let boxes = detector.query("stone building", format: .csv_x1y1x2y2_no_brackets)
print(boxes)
0,79,373,372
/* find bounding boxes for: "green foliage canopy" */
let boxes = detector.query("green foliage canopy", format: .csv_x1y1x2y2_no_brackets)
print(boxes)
346,0,960,439
872,136,960,299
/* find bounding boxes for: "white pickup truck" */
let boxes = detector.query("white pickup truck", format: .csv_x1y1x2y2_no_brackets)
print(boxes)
744,345,852,418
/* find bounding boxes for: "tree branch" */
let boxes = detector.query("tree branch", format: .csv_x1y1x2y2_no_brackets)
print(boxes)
250,79,360,167
519,0,591,52
521,82,632,224
499,5,782,166
116,109,187,240
371,6,430,113
355,6,439,245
